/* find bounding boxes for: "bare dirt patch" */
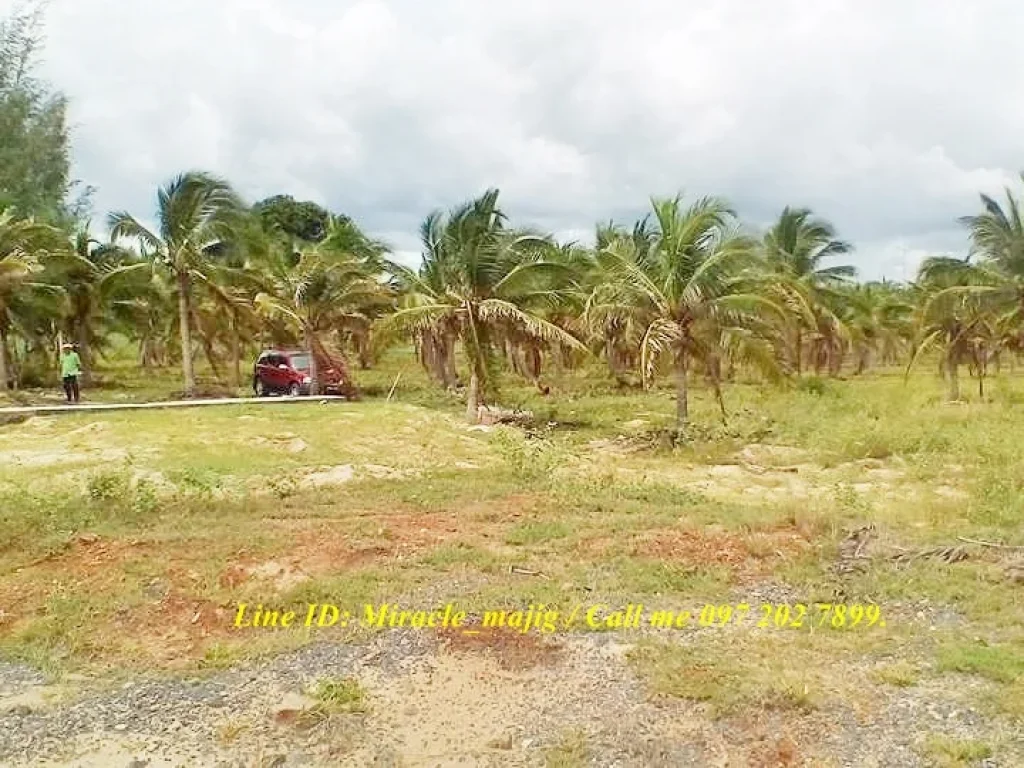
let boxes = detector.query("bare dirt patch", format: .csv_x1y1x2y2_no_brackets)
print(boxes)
126,590,236,667
0,446,129,469
634,524,813,582
437,622,563,671
734,443,812,467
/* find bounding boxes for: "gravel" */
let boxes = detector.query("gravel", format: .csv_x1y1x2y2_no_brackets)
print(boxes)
1,623,1020,767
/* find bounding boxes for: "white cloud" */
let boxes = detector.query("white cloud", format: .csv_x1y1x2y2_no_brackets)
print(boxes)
4,0,1023,278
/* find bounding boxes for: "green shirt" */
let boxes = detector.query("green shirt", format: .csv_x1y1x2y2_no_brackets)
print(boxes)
61,351,82,378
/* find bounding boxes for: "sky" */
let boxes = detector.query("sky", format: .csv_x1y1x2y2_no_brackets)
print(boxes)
8,0,1024,280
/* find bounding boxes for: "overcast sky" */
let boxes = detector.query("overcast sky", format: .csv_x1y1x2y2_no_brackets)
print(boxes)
10,0,1024,279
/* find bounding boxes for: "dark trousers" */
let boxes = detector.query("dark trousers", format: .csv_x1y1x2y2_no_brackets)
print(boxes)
63,375,80,403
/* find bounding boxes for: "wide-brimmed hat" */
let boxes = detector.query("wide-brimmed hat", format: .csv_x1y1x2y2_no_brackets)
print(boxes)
62,343,74,349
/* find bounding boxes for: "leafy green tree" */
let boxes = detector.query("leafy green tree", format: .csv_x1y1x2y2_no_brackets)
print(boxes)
0,1,87,223
108,172,243,396
252,195,331,243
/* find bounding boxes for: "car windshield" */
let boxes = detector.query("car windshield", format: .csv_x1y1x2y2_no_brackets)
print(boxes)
289,354,311,371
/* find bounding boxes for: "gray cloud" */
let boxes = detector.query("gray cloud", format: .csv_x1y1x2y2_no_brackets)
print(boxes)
8,0,1023,278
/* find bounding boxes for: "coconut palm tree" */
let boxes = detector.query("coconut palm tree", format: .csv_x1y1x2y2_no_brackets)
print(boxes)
47,224,146,384
907,175,1024,399
589,195,774,426
762,207,855,375
960,173,1024,275
253,242,387,395
107,172,242,396
0,206,64,389
907,256,1001,401
843,281,913,374
381,189,585,420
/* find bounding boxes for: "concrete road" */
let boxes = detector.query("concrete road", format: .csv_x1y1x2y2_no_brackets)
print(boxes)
0,395,350,417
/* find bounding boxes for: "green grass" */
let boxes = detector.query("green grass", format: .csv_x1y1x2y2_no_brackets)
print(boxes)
3,347,1024,768
871,660,921,687
936,640,1024,684
627,639,824,717
544,728,589,768
310,677,368,714
505,520,571,546
920,735,993,767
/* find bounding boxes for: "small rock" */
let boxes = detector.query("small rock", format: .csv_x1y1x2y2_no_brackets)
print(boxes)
126,759,150,768
114,723,128,731
286,438,308,454
271,691,318,725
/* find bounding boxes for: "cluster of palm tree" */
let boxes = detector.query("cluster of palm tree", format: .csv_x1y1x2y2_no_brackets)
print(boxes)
0,172,391,397
2,169,1022,424
909,173,1024,400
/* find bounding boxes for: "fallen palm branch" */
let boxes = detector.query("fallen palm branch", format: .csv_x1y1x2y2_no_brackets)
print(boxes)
956,536,1024,550
890,545,969,564
509,565,552,580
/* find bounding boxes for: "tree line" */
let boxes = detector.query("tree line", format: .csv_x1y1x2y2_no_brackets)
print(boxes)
5,168,1024,423
2,1,1022,424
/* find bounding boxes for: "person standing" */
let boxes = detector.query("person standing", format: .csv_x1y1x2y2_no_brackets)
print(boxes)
60,343,82,403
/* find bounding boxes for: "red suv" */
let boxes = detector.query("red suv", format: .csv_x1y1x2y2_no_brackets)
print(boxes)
253,350,311,396
253,348,354,397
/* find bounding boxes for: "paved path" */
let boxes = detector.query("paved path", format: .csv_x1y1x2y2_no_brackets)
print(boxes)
0,395,349,416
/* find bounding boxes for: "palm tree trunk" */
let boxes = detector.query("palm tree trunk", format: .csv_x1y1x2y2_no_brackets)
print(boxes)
177,271,196,397
357,331,371,370
74,323,93,386
0,326,9,391
674,347,689,426
427,334,442,384
795,327,802,376
527,344,541,380
463,305,487,421
230,312,241,390
445,335,458,389
708,355,727,422
947,347,960,402
199,329,221,381
466,370,480,421
977,346,986,399
304,326,319,396
606,336,623,382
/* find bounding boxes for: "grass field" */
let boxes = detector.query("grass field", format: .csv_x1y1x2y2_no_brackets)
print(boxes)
1,351,1023,766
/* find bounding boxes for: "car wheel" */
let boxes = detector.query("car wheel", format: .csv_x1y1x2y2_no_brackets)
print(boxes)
288,382,301,397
